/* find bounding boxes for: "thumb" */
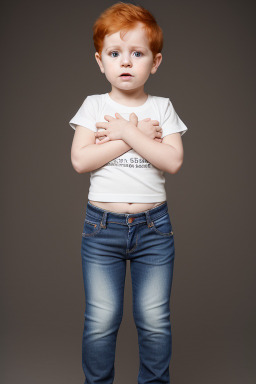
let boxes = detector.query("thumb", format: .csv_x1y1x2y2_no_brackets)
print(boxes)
129,112,138,126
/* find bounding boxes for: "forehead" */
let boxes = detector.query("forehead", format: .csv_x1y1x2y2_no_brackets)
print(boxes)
103,23,150,49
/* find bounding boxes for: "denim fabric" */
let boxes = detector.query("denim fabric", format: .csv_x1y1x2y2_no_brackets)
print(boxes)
81,200,175,384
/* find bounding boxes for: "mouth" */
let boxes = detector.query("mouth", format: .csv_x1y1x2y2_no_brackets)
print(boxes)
120,73,133,77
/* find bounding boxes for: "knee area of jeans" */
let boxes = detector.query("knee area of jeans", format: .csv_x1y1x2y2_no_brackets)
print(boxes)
133,306,167,326
90,307,123,328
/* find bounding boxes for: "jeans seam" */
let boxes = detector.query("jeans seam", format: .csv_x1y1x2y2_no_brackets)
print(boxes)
82,226,102,237
151,226,174,237
126,234,138,253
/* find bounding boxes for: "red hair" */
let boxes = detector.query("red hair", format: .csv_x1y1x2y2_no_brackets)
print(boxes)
93,2,163,59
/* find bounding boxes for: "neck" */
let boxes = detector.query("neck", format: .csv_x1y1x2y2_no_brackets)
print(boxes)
109,87,147,105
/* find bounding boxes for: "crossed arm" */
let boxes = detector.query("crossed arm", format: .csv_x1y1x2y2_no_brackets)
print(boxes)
72,113,183,174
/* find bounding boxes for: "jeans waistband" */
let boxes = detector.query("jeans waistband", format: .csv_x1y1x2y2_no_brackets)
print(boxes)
86,201,169,228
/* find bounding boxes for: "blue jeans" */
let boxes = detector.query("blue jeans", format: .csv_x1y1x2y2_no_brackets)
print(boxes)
81,201,175,384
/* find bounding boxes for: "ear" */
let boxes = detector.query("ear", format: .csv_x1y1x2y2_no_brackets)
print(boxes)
151,53,162,75
95,52,105,74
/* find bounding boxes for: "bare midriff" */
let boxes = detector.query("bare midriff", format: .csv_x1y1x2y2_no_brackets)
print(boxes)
88,200,166,214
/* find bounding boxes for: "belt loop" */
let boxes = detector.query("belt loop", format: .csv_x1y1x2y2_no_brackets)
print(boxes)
100,211,107,228
145,210,154,228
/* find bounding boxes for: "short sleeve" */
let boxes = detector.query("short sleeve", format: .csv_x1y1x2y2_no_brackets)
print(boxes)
161,98,188,138
69,96,97,132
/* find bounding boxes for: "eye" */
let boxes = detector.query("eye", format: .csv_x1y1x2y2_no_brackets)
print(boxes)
132,51,142,57
110,51,119,58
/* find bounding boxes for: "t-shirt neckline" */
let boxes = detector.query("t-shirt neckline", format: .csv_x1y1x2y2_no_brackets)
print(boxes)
105,92,151,110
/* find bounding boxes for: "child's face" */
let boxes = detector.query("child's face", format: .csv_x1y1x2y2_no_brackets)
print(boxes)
95,22,162,94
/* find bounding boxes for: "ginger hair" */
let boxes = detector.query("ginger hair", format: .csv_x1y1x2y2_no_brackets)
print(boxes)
93,2,163,59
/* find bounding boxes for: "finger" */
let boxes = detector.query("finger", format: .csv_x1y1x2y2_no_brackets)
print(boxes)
96,137,107,143
115,113,124,119
95,131,107,137
104,115,115,121
151,120,160,125
97,136,106,141
129,112,138,126
97,136,110,144
142,118,151,122
95,122,107,129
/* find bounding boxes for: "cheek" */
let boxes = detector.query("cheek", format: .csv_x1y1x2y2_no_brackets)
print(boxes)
105,70,115,79
137,62,152,74
104,70,117,84
136,67,151,80
101,57,113,71
104,63,117,76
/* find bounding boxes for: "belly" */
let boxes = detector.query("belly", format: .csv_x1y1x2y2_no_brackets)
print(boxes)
88,200,166,214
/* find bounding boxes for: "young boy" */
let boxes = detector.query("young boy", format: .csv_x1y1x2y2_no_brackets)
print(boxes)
69,2,188,383
69,3,187,189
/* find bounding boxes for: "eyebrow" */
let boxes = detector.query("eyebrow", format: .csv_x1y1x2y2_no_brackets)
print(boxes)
105,46,147,51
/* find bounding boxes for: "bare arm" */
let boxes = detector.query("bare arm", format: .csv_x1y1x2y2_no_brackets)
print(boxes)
122,122,183,174
94,113,184,174
71,126,132,173
71,119,162,174
78,140,132,173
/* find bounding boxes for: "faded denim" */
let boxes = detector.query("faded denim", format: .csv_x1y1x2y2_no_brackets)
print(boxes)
81,200,175,384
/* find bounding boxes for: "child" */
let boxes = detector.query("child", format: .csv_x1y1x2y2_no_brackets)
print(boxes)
69,2,188,383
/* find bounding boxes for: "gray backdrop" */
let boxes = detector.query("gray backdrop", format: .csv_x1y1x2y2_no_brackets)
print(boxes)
2,0,256,383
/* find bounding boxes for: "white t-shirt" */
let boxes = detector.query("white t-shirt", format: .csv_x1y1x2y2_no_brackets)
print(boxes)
69,93,188,203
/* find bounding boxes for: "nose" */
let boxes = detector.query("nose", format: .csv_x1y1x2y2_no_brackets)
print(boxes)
120,53,132,67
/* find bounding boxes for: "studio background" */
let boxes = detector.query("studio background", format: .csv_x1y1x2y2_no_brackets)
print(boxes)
2,0,255,383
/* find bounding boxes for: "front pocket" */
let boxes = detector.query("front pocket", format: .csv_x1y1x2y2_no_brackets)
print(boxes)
151,214,174,237
82,219,102,237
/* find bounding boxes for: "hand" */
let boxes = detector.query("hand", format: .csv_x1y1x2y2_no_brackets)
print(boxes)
138,118,163,143
95,113,138,144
